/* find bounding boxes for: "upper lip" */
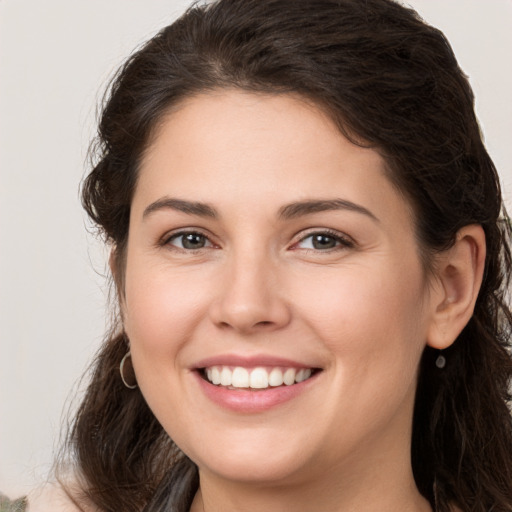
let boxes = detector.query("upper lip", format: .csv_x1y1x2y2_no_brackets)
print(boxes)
192,354,321,370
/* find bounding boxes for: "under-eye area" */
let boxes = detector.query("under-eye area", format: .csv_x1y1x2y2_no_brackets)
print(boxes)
199,366,322,390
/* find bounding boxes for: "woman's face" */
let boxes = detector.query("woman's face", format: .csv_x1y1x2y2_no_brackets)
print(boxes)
123,90,437,485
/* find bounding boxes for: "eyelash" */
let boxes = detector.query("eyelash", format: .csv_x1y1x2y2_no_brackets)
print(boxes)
161,228,354,253
292,229,355,252
161,230,215,251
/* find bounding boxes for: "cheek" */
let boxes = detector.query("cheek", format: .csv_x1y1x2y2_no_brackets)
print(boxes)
291,261,428,373
123,259,210,358
122,260,215,423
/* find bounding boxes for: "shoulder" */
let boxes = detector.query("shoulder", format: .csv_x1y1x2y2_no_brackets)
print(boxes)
25,482,85,512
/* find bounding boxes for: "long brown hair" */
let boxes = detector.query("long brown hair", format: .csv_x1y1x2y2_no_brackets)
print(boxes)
66,1,512,510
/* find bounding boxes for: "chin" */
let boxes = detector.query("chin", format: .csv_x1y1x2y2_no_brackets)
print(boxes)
197,454,309,485
184,431,315,485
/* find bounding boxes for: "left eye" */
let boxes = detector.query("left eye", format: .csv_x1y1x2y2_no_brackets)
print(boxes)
167,232,213,250
295,232,351,250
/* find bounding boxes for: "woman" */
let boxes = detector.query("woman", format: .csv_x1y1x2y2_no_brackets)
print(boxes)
10,0,512,510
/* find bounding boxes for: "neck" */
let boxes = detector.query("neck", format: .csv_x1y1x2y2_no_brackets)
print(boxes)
190,444,432,512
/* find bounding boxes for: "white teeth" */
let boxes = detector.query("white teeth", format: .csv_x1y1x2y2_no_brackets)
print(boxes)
295,368,312,383
231,367,249,388
283,368,296,386
204,365,314,389
268,367,284,387
220,367,232,386
211,367,221,385
249,367,268,389
295,368,305,383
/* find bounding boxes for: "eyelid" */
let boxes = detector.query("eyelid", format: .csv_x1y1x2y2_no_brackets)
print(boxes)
160,228,217,250
290,228,355,250
158,227,354,252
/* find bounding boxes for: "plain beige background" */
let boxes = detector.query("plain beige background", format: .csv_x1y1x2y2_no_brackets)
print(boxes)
1,0,511,497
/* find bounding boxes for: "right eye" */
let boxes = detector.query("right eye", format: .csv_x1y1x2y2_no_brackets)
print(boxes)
166,231,213,250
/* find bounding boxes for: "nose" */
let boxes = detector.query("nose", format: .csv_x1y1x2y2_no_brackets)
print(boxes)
209,250,291,335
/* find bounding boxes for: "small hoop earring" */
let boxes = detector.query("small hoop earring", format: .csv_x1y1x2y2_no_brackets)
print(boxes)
120,351,138,389
435,353,446,369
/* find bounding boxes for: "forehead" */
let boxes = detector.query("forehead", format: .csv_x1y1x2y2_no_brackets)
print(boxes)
144,90,351,168
134,90,410,226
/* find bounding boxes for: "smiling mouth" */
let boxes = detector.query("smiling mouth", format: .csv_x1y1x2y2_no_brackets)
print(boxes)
200,366,320,390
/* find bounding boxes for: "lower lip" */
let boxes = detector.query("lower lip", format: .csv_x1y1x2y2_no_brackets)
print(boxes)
193,371,319,413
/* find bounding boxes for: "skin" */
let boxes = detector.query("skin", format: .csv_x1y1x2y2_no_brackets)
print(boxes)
120,90,484,512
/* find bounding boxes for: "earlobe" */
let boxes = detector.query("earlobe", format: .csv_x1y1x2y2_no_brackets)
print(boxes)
427,225,486,350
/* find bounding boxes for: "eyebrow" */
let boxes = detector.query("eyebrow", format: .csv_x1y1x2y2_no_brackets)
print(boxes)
143,197,218,219
278,199,379,222
142,197,378,222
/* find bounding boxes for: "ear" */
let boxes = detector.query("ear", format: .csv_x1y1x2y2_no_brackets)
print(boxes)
109,247,119,288
109,246,126,312
426,225,486,350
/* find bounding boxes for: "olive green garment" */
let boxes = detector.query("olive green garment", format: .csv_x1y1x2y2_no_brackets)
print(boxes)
0,493,27,512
